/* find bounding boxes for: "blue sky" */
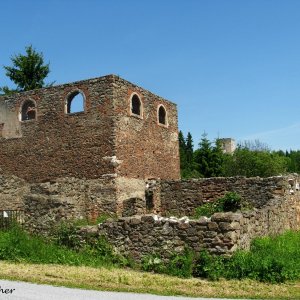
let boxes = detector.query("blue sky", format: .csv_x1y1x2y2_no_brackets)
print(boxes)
1,0,300,150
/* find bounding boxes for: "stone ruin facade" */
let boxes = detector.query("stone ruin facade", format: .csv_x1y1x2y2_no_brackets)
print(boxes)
0,75,300,261
0,75,180,217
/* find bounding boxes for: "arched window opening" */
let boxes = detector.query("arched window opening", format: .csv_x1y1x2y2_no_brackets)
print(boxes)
131,94,142,116
158,105,167,125
66,91,85,114
20,100,36,121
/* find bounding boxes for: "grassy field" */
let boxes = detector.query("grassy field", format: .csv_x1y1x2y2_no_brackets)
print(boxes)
0,261,299,299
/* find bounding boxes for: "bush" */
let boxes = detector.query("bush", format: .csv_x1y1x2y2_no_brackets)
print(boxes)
194,192,242,218
192,250,226,280
219,192,242,212
166,249,194,278
142,249,194,278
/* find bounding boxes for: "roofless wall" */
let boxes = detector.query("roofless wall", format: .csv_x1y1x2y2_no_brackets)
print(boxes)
0,75,180,182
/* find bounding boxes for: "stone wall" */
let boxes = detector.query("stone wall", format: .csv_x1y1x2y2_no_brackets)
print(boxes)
0,76,115,182
0,174,149,233
113,77,180,180
22,177,120,233
0,75,180,183
98,179,300,261
158,176,288,217
0,174,29,210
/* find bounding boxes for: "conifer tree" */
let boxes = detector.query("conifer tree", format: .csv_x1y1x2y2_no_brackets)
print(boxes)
1,45,52,94
179,131,188,172
186,132,194,167
194,133,213,177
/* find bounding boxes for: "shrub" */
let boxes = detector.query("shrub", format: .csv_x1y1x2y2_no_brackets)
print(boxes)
194,192,242,218
142,249,194,278
166,248,194,278
141,254,165,273
192,250,226,280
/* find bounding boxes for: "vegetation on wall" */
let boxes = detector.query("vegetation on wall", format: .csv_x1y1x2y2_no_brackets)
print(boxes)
194,192,243,218
179,131,295,178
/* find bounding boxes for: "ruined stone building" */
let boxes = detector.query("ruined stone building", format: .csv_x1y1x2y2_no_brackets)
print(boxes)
0,74,180,182
0,75,299,259
0,75,180,217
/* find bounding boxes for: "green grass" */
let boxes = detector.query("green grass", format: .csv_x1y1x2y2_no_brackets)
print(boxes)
0,261,299,299
0,225,127,268
0,225,299,284
193,230,300,283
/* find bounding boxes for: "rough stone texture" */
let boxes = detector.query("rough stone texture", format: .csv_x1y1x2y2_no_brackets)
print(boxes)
0,75,180,183
115,177,146,215
113,77,180,180
158,176,288,216
0,174,29,210
122,198,145,217
98,178,300,260
22,177,119,233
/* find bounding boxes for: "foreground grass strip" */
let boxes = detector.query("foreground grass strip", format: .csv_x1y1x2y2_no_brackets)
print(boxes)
0,261,299,299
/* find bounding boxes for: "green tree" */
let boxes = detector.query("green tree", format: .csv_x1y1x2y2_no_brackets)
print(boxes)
179,130,188,172
210,139,225,177
284,150,300,173
186,132,194,167
224,142,288,177
179,131,200,178
1,45,52,94
194,134,226,178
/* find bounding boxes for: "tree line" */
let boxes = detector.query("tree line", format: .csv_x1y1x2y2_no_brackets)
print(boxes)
179,131,300,178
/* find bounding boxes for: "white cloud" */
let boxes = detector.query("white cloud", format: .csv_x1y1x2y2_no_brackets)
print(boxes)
240,122,300,150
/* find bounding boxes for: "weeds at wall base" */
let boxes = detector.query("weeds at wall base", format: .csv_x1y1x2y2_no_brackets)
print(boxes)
141,230,300,283
0,224,299,284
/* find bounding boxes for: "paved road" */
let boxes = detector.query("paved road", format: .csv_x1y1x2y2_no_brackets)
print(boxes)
0,279,243,300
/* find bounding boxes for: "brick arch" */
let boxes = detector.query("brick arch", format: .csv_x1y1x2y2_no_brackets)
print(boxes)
65,89,86,114
19,99,37,121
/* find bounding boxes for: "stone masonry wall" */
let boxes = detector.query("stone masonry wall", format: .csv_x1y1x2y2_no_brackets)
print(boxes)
98,177,300,261
0,76,115,182
0,75,180,183
0,174,29,210
0,174,149,233
113,77,180,180
158,176,287,217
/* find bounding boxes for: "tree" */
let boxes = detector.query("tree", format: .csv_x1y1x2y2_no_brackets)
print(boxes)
0,45,52,94
186,132,194,167
194,133,225,178
223,142,288,177
178,130,188,171
194,133,213,177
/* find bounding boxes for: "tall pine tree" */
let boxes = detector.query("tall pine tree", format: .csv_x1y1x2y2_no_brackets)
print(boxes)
194,133,225,178
186,132,194,168
194,133,213,177
178,130,188,172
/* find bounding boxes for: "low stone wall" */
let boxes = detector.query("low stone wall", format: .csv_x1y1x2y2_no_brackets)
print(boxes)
97,183,300,261
158,176,291,217
98,213,242,261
